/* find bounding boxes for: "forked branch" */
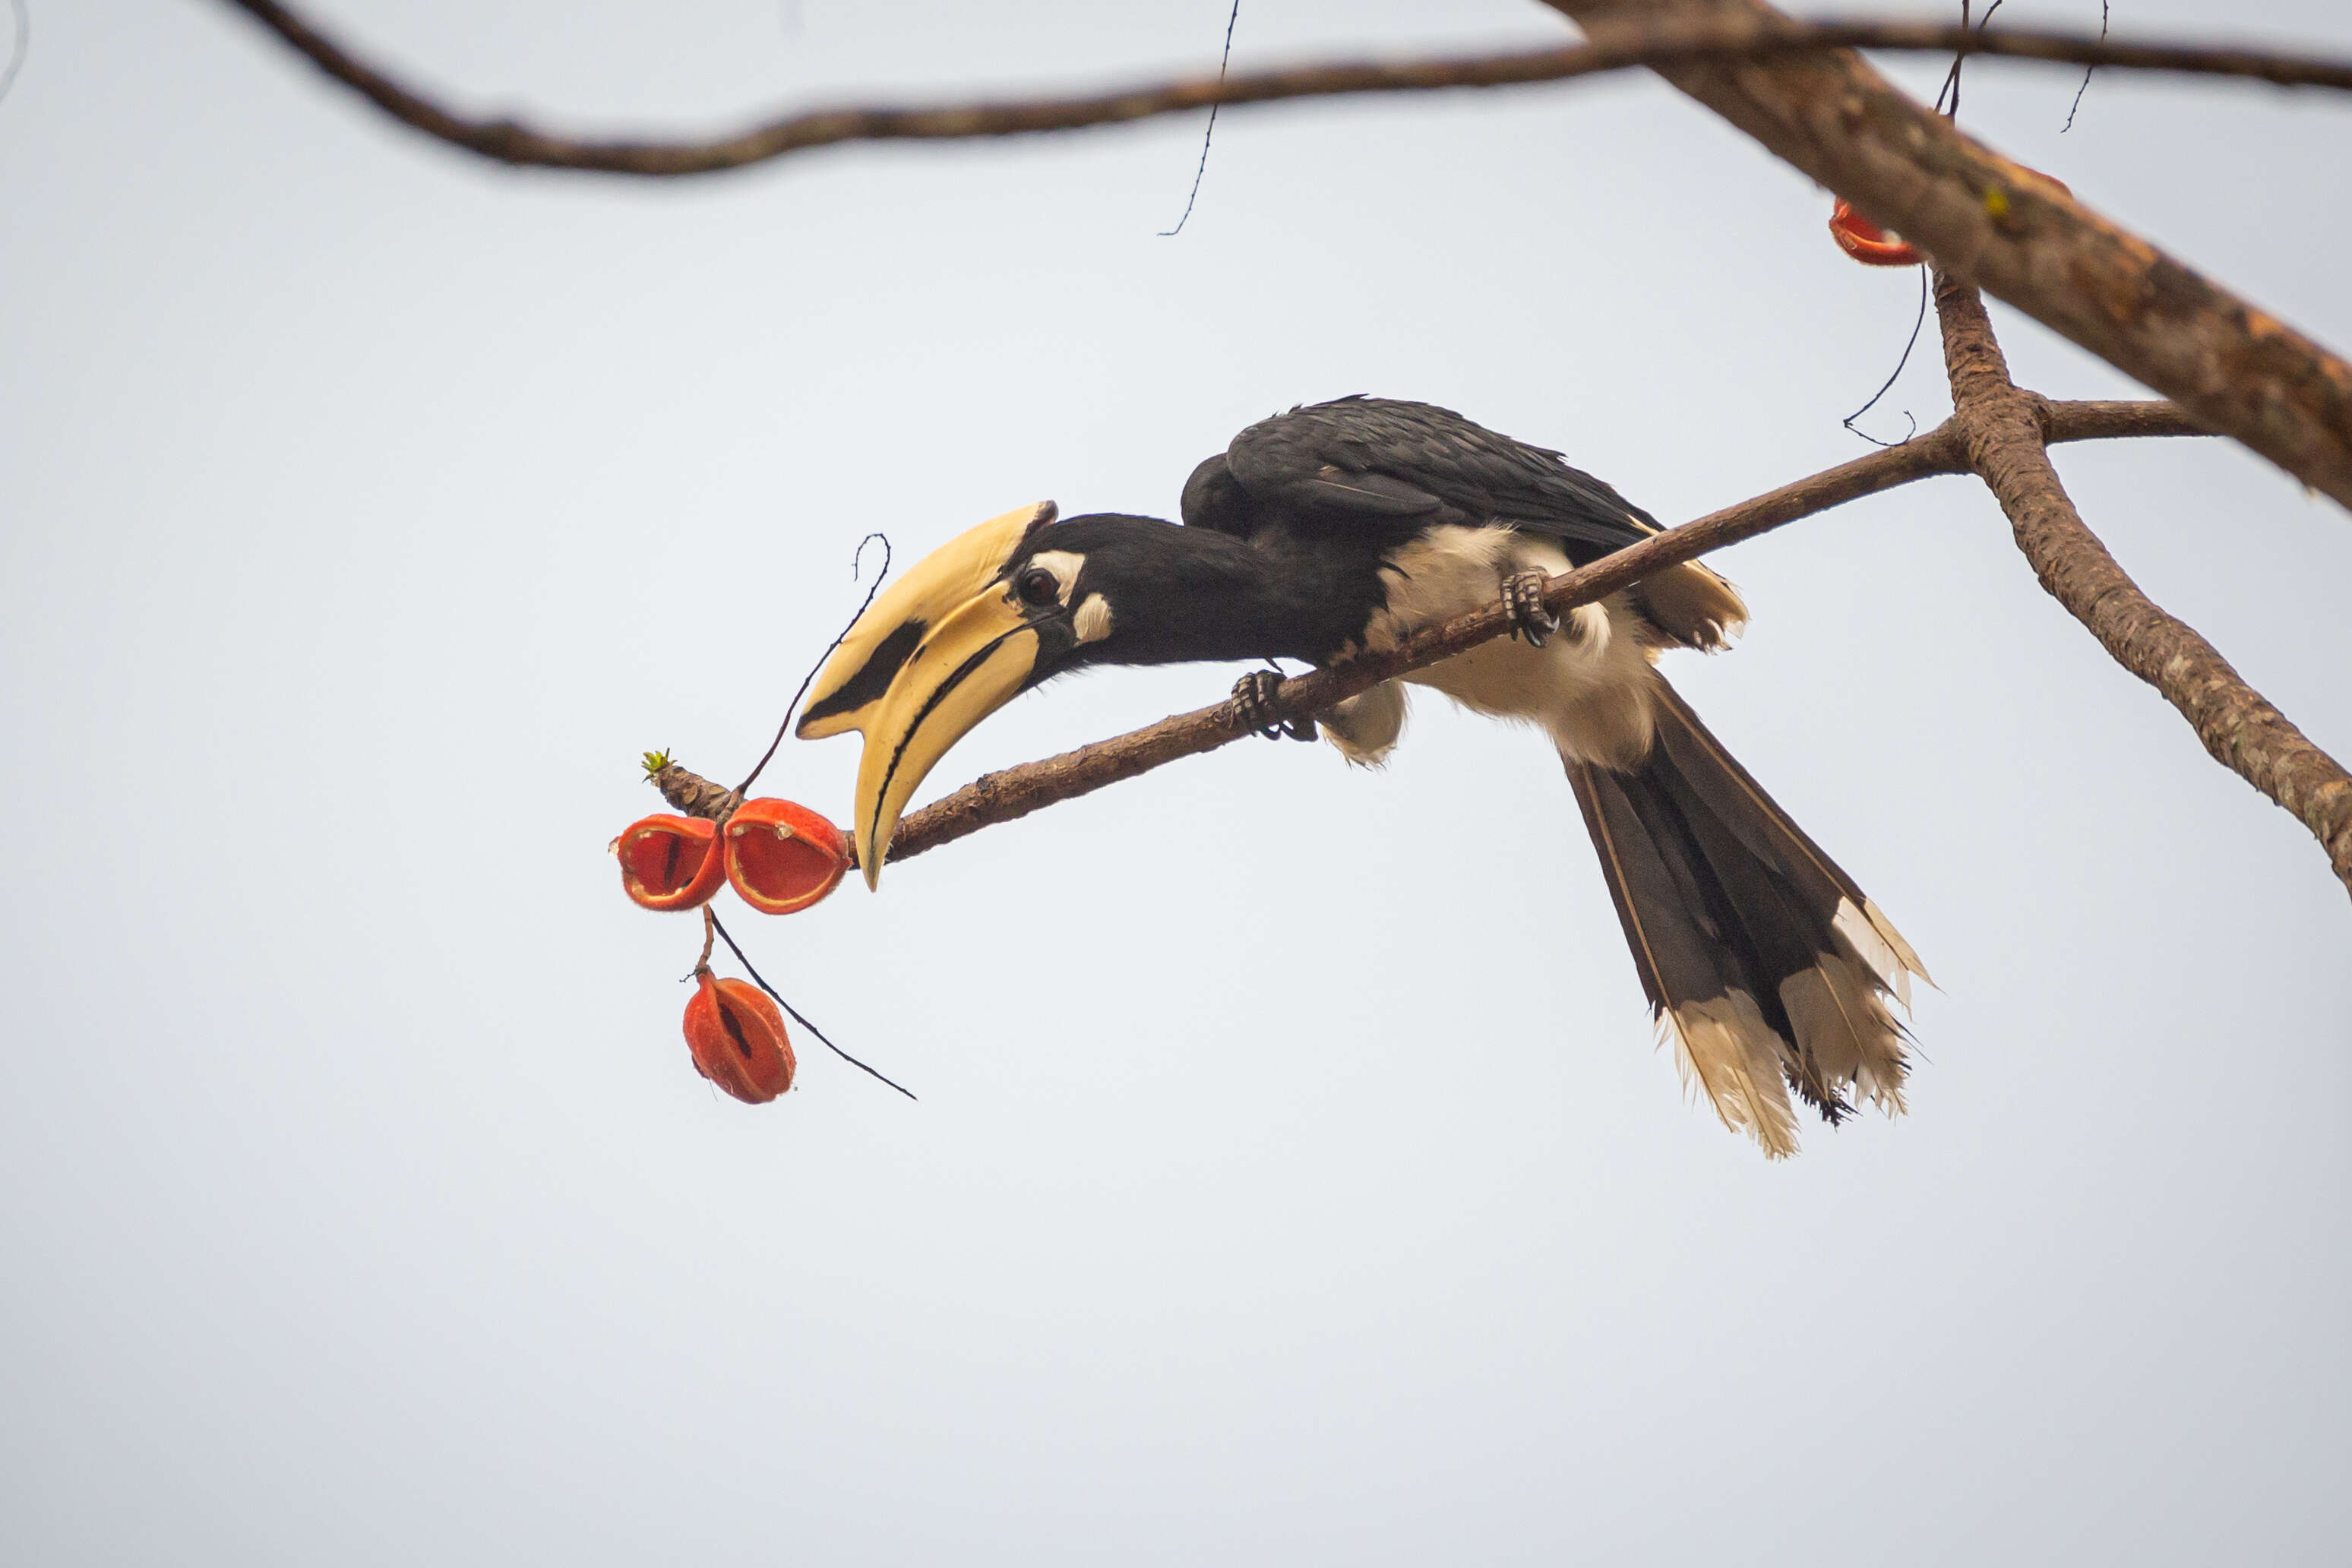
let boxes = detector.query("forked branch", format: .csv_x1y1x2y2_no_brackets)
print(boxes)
1538,0,2352,513
223,0,2352,516
223,0,2347,892
1931,276,2352,896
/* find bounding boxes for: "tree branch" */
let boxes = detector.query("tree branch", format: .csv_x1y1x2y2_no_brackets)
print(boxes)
221,0,2352,178
2039,399,2212,444
1932,276,2352,896
649,400,2208,867
1539,0,2352,516
224,0,2352,516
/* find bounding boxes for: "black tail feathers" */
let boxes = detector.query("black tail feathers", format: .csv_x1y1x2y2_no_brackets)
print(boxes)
1568,684,1928,1157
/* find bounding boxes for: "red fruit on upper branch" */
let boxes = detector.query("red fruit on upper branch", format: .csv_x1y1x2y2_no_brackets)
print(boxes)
1829,167,2069,269
1829,198,1923,267
614,814,726,911
723,798,850,915
682,970,796,1103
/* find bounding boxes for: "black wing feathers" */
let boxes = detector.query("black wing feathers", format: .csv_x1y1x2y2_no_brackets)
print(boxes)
1198,397,1661,565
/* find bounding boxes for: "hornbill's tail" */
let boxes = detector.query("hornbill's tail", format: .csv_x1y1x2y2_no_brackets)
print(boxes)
1566,684,1930,1158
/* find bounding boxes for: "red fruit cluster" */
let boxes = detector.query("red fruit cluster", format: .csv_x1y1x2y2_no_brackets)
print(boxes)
612,799,849,916
612,794,849,1105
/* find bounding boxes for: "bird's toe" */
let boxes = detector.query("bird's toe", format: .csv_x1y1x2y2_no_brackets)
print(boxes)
1503,571,1561,646
1223,670,1301,739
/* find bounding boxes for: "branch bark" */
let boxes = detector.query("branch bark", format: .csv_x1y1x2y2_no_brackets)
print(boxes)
222,0,2352,175
1540,0,2352,516
649,400,2207,866
220,0,2352,507
1933,277,2352,896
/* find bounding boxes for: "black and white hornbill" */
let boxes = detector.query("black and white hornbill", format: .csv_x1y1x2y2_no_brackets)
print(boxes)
796,397,1928,1155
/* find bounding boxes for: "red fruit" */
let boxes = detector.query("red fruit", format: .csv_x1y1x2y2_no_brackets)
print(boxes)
1828,198,1922,267
614,814,726,912
722,798,850,915
683,970,795,1104
1829,169,2071,268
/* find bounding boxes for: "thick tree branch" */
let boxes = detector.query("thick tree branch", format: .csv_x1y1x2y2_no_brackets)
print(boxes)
1541,0,2352,514
221,0,2352,506
1933,277,2352,896
650,400,2207,866
227,0,2352,517
222,0,2352,177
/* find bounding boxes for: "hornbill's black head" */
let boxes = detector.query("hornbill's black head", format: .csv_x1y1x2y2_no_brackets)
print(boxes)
796,502,1341,885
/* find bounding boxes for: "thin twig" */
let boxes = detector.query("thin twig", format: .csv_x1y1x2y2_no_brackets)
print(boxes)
1937,0,2011,119
1932,274,2352,896
1841,267,1930,447
1160,0,1243,236
217,3,2352,178
1847,0,1960,447
2063,0,2110,132
737,532,890,796
710,912,919,1100
1933,0,1971,118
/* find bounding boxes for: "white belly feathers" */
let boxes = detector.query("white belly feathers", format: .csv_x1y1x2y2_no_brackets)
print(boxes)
1339,525,1661,770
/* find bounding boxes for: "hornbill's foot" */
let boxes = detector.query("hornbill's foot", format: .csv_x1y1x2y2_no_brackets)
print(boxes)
1223,670,1315,741
1503,571,1561,647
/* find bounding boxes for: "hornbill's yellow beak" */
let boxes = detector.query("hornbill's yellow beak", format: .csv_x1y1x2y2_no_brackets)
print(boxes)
796,501,1060,888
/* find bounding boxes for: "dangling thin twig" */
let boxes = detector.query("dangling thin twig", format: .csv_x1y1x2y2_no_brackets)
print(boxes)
1159,0,1244,237
1877,0,1994,445
1841,268,1932,447
1933,0,1968,115
736,532,891,796
2063,0,2110,131
710,912,918,1100
1934,0,2003,119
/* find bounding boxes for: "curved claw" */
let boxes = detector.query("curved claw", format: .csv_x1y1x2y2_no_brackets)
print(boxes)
1224,670,1314,741
1503,571,1561,648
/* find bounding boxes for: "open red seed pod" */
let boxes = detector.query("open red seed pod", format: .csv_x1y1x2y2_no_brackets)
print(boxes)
683,970,795,1103
722,798,851,915
1828,198,1923,267
613,814,726,912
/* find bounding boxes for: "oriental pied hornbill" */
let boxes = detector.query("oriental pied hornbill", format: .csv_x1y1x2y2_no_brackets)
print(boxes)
797,397,1927,1156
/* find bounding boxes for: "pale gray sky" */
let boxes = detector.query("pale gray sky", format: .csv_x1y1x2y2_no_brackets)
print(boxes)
3,2,2348,1563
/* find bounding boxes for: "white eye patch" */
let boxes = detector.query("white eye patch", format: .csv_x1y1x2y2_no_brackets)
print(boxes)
1022,550,1088,606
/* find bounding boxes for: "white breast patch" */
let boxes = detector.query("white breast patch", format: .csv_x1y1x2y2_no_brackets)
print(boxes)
1368,525,1661,769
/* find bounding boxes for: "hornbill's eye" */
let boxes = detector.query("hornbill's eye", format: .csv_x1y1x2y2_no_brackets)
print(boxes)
1015,567,1061,608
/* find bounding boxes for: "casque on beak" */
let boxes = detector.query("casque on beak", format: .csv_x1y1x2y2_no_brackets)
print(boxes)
796,501,1061,888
